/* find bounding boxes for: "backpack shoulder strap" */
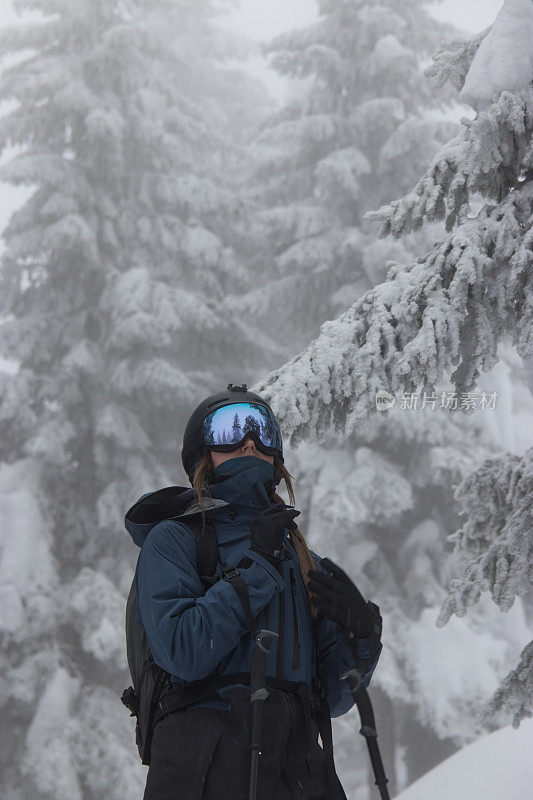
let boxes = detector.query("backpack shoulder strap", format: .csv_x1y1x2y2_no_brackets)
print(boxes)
183,515,220,592
182,514,255,632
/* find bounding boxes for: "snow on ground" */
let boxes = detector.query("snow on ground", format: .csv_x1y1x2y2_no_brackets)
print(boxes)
460,0,533,109
393,716,533,800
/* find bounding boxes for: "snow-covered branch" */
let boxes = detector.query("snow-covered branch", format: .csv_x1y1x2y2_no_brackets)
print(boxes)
484,640,533,727
367,88,533,235
253,184,532,445
253,4,533,446
436,445,533,727
438,447,533,622
424,28,490,92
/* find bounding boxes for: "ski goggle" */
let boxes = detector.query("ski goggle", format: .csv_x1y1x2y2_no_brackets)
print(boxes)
202,402,283,454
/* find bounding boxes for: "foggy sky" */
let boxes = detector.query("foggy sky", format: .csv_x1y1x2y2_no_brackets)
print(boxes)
0,0,506,253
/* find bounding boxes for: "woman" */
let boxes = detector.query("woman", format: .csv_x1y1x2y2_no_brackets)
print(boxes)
128,384,382,800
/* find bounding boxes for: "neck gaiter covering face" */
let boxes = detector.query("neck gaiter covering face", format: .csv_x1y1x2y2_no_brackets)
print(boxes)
212,455,275,486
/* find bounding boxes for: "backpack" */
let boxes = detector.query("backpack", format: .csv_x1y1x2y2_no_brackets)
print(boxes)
121,514,220,765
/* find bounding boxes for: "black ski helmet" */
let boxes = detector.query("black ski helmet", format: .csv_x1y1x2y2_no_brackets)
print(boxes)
181,383,284,482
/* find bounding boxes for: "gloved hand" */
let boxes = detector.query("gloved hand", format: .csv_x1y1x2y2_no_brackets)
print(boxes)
308,557,382,640
249,505,300,565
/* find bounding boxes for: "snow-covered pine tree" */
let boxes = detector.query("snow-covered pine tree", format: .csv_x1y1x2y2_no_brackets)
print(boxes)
0,2,275,798
230,2,528,794
375,1,533,734
253,0,533,785
235,0,457,350
253,0,532,448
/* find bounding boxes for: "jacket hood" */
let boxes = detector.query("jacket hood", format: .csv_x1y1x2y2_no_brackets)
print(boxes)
125,461,276,547
125,485,229,547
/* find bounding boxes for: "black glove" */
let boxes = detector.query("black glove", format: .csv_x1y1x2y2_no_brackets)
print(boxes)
308,557,382,640
249,505,300,565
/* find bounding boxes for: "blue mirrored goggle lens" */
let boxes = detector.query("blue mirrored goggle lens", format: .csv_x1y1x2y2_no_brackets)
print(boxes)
202,403,282,451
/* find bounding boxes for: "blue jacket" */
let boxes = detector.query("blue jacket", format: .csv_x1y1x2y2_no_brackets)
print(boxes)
125,463,381,717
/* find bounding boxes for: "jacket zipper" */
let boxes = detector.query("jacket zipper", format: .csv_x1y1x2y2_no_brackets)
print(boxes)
290,567,300,671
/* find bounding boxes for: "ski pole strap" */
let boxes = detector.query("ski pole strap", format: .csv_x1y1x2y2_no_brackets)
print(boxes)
222,565,255,635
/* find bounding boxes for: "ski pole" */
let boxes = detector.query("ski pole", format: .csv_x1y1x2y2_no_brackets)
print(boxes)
249,629,278,800
341,668,390,800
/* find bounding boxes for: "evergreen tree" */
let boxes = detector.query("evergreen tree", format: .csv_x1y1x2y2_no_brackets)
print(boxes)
234,1,508,792
254,0,533,790
243,413,260,438
232,411,243,441
237,0,457,349
0,1,276,797
253,3,532,449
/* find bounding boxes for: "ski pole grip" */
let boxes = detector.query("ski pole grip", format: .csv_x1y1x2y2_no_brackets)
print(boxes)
255,628,278,654
250,629,278,696
249,629,278,751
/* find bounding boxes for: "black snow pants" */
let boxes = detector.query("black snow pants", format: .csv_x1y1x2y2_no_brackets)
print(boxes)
143,685,330,800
